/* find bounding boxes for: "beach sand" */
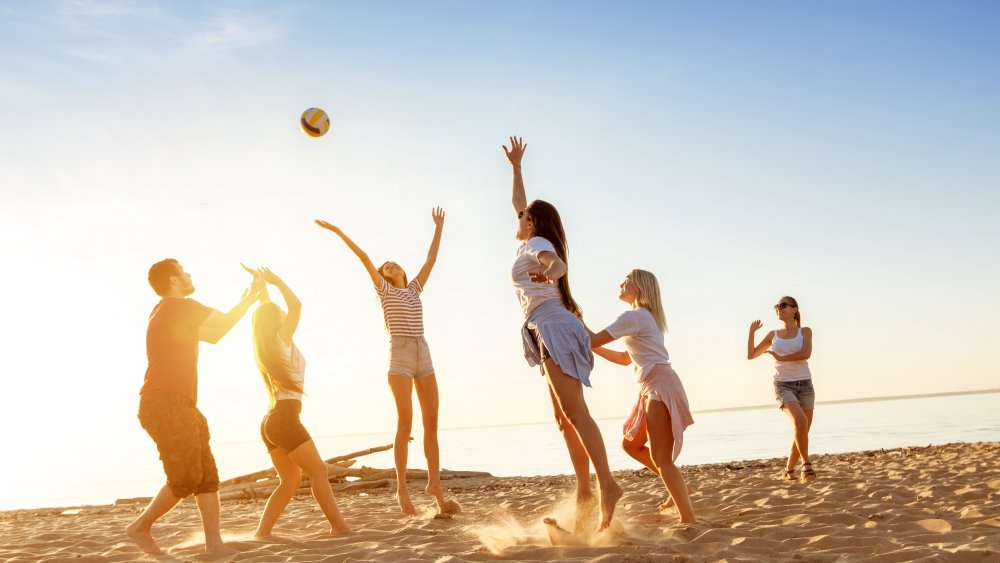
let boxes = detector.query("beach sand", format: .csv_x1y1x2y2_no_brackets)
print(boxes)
1,441,998,562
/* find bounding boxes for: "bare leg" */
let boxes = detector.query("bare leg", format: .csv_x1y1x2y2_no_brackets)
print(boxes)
288,440,351,534
781,402,811,469
622,416,657,474
126,485,180,555
645,399,696,523
254,449,302,537
414,374,449,511
544,360,623,532
195,491,236,554
548,386,594,502
388,374,417,516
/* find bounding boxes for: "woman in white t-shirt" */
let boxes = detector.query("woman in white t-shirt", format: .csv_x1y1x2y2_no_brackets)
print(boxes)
747,296,816,483
247,267,352,537
503,136,622,533
315,209,459,517
588,269,696,523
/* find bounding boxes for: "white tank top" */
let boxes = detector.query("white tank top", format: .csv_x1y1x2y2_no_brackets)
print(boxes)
771,328,812,382
274,340,306,401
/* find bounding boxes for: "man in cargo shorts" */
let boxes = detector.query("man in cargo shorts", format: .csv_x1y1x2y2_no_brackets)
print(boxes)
126,259,261,556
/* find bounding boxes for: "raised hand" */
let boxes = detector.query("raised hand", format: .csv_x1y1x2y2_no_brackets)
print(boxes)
259,267,282,285
749,320,763,332
502,135,527,167
431,206,445,228
315,219,341,234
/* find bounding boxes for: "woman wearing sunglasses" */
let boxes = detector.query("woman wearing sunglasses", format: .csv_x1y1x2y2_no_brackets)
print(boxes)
747,297,816,483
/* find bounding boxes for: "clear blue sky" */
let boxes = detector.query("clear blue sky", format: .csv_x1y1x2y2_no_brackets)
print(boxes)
1,0,998,505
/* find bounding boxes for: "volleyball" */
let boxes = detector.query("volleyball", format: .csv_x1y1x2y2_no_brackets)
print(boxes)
300,107,330,137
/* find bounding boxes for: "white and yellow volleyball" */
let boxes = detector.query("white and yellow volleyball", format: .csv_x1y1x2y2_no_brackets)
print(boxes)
300,107,330,138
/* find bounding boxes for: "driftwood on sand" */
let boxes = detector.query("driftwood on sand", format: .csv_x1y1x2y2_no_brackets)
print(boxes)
213,441,491,503
116,440,492,505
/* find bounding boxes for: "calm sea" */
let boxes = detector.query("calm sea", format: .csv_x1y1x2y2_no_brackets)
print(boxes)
5,391,998,511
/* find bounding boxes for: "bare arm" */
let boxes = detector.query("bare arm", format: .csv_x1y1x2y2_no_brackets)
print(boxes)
747,320,774,359
315,219,383,288
768,327,812,361
503,136,528,213
530,251,567,282
415,207,445,288
262,268,301,345
594,346,632,366
199,275,263,343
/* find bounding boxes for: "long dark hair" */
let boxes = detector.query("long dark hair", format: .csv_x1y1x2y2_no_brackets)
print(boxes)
781,295,801,327
252,302,303,402
526,199,582,316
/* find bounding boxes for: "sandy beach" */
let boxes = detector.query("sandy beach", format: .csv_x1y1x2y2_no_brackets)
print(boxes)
1,441,997,562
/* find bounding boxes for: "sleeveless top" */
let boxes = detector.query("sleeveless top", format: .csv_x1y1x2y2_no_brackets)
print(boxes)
273,339,306,401
771,328,811,382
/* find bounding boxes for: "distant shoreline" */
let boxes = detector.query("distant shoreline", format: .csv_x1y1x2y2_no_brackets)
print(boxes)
690,387,1000,416
436,387,1000,431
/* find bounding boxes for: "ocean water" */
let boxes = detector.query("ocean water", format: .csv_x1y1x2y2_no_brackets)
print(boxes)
4,391,998,511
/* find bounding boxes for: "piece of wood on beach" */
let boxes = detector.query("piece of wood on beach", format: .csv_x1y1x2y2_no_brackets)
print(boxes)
219,443,386,489
322,442,396,466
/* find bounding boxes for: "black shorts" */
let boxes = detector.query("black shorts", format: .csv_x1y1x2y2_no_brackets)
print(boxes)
138,390,219,498
261,399,312,453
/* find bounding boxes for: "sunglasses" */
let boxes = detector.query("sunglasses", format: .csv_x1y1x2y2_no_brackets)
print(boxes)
773,302,795,310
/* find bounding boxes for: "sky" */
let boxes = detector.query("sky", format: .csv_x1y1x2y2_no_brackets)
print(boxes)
1,0,998,507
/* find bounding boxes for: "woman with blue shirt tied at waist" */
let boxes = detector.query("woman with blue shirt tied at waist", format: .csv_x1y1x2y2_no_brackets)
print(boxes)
747,296,817,483
588,269,696,523
503,136,622,533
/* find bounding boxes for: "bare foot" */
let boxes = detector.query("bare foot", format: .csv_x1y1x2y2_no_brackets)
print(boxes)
396,492,417,517
659,497,676,511
126,522,162,555
597,481,624,532
329,523,353,536
544,517,585,547
252,529,272,539
204,542,238,555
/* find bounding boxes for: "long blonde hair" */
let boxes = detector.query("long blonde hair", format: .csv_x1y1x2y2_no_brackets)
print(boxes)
629,269,668,332
252,302,303,403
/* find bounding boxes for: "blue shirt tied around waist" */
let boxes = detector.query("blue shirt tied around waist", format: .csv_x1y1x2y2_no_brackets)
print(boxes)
520,299,595,387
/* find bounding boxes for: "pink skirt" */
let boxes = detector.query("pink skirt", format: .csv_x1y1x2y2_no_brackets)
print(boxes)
622,363,694,462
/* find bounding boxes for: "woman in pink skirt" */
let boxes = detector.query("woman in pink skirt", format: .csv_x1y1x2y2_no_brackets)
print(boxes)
588,269,696,523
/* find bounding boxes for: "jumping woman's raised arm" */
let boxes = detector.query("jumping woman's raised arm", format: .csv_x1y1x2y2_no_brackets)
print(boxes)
415,207,445,288
503,135,528,213
315,220,383,288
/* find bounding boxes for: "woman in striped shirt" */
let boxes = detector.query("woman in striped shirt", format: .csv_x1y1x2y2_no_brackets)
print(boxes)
315,209,459,517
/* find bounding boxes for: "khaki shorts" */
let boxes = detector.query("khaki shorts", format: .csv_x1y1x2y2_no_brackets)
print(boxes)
388,336,434,378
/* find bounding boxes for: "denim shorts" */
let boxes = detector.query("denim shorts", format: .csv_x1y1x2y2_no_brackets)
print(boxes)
388,336,435,378
773,379,816,410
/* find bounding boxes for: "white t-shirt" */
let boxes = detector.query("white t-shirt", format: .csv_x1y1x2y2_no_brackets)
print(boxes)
605,307,671,382
512,237,562,317
274,339,306,401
